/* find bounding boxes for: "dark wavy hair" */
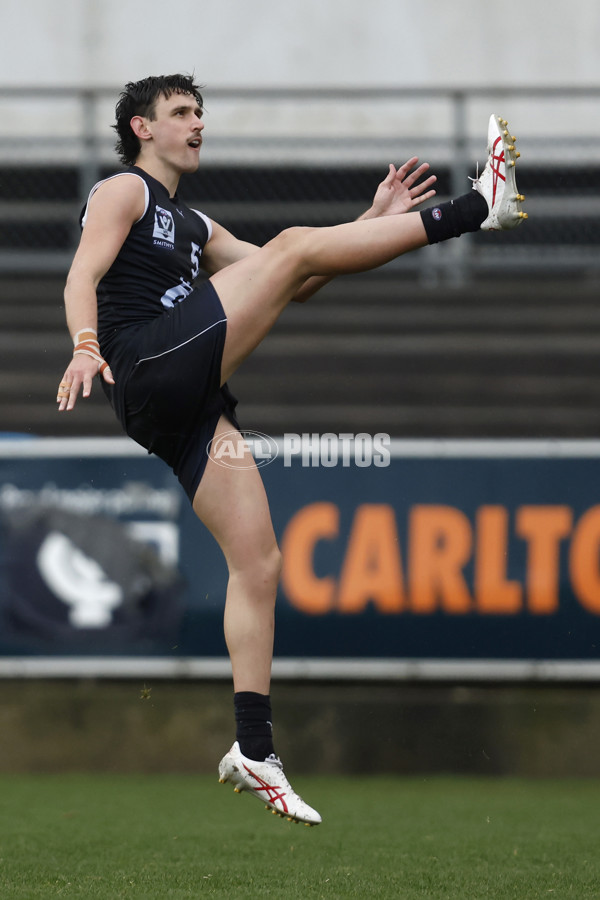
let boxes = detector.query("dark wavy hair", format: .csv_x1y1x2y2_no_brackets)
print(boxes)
113,74,204,167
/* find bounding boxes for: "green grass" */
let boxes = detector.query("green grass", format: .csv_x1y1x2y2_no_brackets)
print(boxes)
0,775,599,899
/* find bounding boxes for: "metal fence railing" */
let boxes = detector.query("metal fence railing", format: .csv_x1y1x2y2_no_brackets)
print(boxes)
1,85,599,282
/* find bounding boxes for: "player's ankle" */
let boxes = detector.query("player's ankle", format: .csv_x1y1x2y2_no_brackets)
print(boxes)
234,691,275,760
420,192,487,244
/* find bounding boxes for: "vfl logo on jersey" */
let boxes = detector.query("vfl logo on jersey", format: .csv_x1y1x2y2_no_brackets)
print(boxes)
153,206,175,247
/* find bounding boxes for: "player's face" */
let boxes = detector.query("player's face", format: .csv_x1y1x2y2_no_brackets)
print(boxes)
143,92,205,173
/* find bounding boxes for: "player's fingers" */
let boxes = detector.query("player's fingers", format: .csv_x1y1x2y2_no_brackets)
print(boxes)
410,188,438,208
411,174,437,195
404,161,431,187
102,364,115,385
57,377,76,411
57,370,72,404
380,163,397,186
65,377,83,411
80,372,94,401
396,156,419,178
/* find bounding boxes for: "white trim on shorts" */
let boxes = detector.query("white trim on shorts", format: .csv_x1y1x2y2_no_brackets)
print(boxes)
134,317,228,366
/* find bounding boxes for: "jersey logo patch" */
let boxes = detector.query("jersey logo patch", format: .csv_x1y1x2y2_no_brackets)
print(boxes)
153,206,175,246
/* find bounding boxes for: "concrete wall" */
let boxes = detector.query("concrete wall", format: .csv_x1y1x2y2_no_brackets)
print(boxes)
1,0,598,88
2,680,599,776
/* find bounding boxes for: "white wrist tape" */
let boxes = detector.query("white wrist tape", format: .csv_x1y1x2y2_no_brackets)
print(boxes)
73,329,108,375
73,327,98,346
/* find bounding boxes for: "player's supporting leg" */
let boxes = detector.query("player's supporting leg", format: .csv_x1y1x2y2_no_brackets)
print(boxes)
192,414,279,697
193,414,322,825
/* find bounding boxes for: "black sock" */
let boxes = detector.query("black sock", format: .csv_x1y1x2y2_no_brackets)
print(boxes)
234,691,275,761
420,191,488,244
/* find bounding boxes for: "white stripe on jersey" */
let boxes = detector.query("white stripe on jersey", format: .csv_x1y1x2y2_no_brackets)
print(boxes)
81,172,150,228
191,209,213,241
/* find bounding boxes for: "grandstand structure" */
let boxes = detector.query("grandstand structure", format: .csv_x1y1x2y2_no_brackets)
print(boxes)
1,85,599,440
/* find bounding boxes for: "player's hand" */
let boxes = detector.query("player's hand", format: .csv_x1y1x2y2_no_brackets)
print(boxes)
367,158,437,218
56,354,114,412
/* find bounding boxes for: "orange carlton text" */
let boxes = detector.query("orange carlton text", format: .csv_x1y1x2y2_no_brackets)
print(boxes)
280,502,599,616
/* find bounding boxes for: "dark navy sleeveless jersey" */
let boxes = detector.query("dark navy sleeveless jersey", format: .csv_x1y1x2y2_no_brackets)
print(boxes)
81,166,212,360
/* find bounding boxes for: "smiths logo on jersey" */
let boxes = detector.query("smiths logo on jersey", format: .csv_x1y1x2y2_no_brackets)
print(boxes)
153,206,175,248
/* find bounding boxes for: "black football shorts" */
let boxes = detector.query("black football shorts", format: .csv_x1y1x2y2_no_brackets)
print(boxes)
106,280,239,502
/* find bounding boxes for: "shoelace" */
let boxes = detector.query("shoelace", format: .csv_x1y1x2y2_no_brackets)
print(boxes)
468,162,480,188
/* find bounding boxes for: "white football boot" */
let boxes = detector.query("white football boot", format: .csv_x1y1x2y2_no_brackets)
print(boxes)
218,742,322,826
471,114,528,230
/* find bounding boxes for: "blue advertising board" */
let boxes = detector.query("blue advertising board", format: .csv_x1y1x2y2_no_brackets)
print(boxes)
1,437,600,678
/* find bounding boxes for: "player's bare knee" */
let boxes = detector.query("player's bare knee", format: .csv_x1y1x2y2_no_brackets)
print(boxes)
228,542,281,591
254,543,282,591
269,544,283,583
267,225,316,270
270,224,314,245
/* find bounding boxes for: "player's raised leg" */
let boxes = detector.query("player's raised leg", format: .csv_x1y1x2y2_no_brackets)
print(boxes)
211,114,525,385
211,211,428,383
